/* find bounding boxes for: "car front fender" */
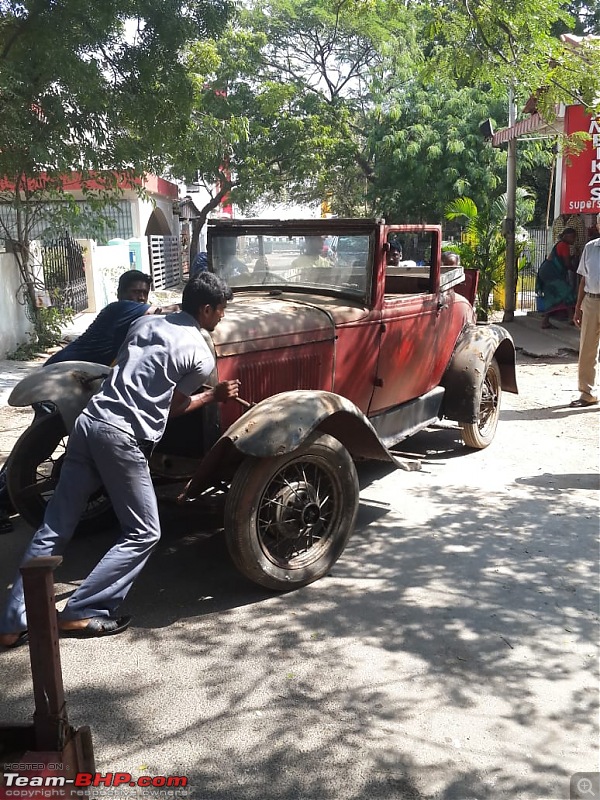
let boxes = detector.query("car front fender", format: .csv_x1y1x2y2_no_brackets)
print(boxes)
8,361,110,431
440,324,518,424
183,390,420,499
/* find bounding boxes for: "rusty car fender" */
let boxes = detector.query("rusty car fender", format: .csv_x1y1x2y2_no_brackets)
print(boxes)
439,324,518,424
183,389,420,499
8,361,110,430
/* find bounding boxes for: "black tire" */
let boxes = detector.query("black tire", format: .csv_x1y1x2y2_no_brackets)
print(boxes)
6,413,115,534
460,358,502,449
224,432,359,590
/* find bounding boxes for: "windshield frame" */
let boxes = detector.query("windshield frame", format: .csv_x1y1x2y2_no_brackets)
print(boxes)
206,219,379,304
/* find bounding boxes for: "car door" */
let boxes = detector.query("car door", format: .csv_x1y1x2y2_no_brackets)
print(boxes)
369,226,457,414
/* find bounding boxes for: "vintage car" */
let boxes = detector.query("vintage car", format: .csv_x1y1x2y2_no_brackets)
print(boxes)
6,218,517,591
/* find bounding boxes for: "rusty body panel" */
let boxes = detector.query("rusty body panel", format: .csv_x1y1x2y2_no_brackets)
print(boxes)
212,293,386,428
212,294,338,430
371,292,475,413
212,295,335,356
183,390,420,500
440,324,518,423
218,390,394,458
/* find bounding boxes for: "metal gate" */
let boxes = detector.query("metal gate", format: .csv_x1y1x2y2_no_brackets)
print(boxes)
518,228,552,312
148,235,181,290
42,235,88,313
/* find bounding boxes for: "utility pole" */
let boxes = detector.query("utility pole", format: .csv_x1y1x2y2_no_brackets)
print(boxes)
503,87,518,322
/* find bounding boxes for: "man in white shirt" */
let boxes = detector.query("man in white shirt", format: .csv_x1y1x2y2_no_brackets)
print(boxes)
572,213,600,407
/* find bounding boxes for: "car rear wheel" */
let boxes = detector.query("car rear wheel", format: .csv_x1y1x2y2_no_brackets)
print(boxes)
461,358,502,449
7,413,115,534
224,432,359,590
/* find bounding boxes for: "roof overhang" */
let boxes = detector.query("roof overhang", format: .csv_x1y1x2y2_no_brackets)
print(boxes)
492,110,565,147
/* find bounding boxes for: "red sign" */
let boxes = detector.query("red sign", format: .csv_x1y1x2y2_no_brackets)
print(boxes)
561,104,600,214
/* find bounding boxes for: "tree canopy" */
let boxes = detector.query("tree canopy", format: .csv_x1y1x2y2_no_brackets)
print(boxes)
2,0,598,258
167,0,600,238
425,0,600,118
0,0,231,308
0,0,231,182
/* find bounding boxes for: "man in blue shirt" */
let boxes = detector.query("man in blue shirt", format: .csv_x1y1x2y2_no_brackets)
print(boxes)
0,272,239,645
46,269,172,366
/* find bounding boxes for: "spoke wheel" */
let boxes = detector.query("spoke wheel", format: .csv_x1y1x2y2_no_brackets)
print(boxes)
461,358,502,449
225,432,359,590
7,413,115,533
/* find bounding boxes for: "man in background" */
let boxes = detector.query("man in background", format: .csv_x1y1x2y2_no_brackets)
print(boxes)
442,251,461,266
46,270,179,366
571,214,600,407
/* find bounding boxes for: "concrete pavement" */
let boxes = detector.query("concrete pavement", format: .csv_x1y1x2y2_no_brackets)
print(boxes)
501,313,580,359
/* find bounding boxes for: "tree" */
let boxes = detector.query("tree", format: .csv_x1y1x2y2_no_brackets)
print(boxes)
169,0,597,253
445,189,535,320
0,0,231,323
425,0,600,116
168,0,423,249
366,78,509,223
555,0,600,35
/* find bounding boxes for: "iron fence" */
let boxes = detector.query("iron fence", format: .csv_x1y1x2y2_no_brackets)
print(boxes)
517,228,552,312
148,235,181,290
42,234,88,313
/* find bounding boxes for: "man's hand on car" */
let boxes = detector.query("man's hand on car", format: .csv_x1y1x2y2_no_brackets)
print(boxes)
213,379,241,403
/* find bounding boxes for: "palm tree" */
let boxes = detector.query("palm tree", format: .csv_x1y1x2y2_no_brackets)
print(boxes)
445,190,534,321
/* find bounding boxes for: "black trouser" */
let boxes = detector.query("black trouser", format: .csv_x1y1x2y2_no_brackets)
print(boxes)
0,463,10,512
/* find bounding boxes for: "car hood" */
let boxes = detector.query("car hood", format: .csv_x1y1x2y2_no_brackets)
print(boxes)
212,295,336,356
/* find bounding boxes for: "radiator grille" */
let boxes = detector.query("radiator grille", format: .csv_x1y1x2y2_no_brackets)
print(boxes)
233,351,330,402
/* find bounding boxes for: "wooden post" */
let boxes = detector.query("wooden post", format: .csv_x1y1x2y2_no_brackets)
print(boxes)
20,556,69,752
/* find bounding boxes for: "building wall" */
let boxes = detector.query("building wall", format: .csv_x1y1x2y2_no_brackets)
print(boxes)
86,240,131,310
0,252,34,357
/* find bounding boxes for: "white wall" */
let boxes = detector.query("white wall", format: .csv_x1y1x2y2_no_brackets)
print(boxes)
88,242,131,309
0,252,34,357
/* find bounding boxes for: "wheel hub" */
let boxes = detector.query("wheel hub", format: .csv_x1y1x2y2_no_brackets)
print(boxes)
270,482,321,539
301,501,321,526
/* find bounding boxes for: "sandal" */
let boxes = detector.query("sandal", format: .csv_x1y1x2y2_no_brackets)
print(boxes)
60,615,132,638
0,631,28,649
569,398,599,408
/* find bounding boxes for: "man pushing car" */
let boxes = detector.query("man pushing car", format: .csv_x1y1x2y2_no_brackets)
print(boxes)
0,271,240,647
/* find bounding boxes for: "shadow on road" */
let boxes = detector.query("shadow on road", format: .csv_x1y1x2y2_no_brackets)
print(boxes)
0,421,596,800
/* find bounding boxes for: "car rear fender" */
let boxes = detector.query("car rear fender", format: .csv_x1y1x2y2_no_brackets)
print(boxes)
440,324,518,424
8,361,110,431
183,390,420,499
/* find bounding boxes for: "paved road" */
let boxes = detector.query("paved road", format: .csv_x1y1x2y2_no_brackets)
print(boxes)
0,330,597,800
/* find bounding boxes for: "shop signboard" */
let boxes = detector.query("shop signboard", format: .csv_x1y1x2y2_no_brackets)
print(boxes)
561,104,600,215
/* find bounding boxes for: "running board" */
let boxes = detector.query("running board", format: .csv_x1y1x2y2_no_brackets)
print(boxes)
368,387,445,449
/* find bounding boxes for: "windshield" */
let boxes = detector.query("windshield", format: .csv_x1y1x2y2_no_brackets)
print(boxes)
210,232,371,298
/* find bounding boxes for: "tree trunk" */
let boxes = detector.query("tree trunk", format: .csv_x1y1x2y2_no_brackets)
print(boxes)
189,183,233,263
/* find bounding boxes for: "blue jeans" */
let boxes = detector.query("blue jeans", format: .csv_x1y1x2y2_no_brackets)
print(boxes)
0,413,160,633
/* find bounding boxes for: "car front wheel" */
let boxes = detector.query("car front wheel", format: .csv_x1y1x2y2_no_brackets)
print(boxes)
224,432,359,590
461,357,502,449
